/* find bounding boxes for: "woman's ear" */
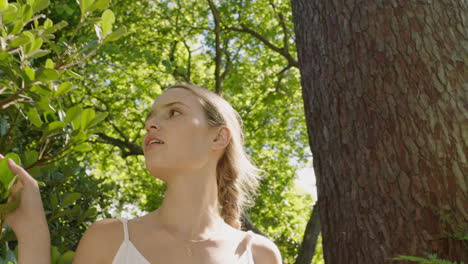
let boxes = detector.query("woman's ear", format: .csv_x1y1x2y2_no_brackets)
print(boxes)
212,126,231,150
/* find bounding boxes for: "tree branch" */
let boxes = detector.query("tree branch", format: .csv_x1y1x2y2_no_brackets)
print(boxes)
294,203,321,264
219,36,234,82
268,0,291,55
94,132,143,157
0,81,40,109
107,120,129,142
182,40,192,83
207,0,223,95
228,24,298,68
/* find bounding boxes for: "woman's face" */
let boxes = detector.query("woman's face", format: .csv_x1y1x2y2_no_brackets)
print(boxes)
142,88,215,181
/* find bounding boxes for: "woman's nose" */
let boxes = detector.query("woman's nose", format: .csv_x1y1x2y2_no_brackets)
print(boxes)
145,118,160,131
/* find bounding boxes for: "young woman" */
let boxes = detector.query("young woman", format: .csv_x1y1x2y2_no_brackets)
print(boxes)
3,84,282,263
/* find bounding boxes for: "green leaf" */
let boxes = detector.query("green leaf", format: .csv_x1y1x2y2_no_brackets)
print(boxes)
65,69,83,79
11,20,24,35
62,192,81,207
26,49,50,59
55,82,73,97
2,4,19,24
36,68,59,81
45,121,66,134
0,198,20,220
103,26,127,42
43,18,53,28
10,35,30,48
78,0,94,17
0,153,21,201
31,0,49,13
0,52,10,62
71,116,81,131
22,30,34,42
100,9,114,36
24,150,39,168
86,111,108,129
49,193,58,209
80,108,95,131
74,142,92,152
36,95,55,113
0,0,7,10
71,130,87,143
89,0,110,11
43,20,68,35
22,4,33,21
26,106,43,127
0,153,21,190
57,251,75,264
81,207,97,219
42,33,55,40
63,4,74,15
71,203,81,217
31,84,52,97
33,37,43,51
26,37,43,54
45,58,55,69
24,66,35,81
65,105,82,123
51,246,60,264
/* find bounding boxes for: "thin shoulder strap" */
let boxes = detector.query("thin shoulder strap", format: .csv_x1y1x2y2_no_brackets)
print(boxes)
118,217,129,242
247,230,254,250
245,231,255,263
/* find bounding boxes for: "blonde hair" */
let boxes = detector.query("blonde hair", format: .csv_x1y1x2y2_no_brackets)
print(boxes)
167,83,265,229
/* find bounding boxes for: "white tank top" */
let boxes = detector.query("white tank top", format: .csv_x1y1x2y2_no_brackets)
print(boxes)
112,217,256,264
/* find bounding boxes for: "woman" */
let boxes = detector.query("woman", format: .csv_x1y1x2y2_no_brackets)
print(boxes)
3,84,282,263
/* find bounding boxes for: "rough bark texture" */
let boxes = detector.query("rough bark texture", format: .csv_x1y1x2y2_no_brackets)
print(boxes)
290,0,467,263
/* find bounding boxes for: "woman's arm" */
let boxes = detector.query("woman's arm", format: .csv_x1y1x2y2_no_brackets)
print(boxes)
73,219,120,264
250,233,283,264
2,156,50,264
1,156,116,264
17,224,51,264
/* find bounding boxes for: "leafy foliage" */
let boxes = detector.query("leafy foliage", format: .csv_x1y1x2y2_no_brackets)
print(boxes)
1,0,317,262
0,0,125,256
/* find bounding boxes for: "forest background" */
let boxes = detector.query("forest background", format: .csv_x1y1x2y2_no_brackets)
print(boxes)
3,0,464,263
0,0,323,263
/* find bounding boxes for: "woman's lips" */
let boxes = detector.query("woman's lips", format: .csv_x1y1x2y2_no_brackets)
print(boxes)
146,142,163,151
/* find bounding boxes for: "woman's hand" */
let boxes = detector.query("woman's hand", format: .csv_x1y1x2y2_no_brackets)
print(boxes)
0,154,49,239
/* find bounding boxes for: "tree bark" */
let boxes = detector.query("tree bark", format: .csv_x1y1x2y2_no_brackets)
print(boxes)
295,203,321,264
291,0,467,263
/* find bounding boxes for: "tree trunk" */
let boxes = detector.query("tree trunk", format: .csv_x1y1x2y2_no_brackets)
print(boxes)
290,1,467,263
295,203,321,264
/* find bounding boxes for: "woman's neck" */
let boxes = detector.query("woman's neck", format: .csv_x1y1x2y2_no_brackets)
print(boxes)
153,169,227,240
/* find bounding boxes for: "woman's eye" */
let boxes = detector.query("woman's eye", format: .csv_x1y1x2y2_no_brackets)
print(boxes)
170,109,181,117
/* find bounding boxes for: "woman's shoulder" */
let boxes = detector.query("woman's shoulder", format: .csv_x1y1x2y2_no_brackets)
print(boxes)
247,231,283,264
73,218,126,264
89,217,127,236
92,217,132,243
